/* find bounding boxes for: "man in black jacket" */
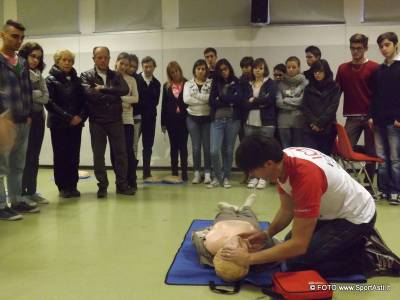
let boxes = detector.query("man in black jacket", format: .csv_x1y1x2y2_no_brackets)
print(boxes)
136,56,161,180
81,46,135,198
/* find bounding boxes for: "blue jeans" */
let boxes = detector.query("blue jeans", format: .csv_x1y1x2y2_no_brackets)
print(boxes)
278,128,303,148
210,118,240,183
0,123,30,207
186,116,211,173
244,124,275,138
374,125,400,194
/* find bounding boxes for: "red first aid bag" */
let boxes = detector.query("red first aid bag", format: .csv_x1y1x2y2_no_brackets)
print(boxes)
262,270,333,300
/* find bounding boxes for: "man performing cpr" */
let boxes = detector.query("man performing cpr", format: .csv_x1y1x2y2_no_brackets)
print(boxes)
219,135,400,277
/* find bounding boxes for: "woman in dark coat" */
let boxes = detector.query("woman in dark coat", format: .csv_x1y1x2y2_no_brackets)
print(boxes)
301,59,341,155
45,50,87,198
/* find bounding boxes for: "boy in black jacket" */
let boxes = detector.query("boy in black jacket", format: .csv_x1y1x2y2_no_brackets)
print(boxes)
369,32,400,205
136,56,161,180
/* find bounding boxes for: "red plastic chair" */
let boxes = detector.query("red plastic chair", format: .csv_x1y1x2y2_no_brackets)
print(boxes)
335,123,383,199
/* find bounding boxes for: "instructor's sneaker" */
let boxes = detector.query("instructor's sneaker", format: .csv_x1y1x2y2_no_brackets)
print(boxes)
364,228,400,276
11,202,40,213
0,207,23,221
365,249,400,276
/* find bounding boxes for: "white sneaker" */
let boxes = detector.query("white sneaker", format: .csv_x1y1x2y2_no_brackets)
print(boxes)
256,179,267,189
204,173,212,184
29,193,49,204
192,171,201,184
21,196,38,207
206,179,220,188
247,178,258,188
223,178,231,189
389,194,400,206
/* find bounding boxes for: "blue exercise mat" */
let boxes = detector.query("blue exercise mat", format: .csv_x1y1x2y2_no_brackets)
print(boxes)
165,219,280,287
165,220,367,287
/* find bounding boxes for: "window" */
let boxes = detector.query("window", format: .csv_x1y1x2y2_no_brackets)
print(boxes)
17,0,79,36
179,0,251,28
270,0,344,24
95,0,162,32
362,0,400,22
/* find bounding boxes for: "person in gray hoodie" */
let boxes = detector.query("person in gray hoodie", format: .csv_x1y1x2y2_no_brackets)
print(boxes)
19,42,49,205
276,56,308,148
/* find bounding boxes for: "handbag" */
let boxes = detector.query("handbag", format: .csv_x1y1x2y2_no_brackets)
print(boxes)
262,270,333,300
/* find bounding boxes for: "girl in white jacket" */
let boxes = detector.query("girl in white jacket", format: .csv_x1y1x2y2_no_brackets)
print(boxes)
183,59,212,184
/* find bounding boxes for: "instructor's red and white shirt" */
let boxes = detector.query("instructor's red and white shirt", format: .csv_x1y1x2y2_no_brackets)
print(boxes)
278,148,375,224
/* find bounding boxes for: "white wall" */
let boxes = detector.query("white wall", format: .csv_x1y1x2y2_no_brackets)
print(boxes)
3,0,400,167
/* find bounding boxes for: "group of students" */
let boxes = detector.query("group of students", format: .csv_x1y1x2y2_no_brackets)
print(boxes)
0,17,399,221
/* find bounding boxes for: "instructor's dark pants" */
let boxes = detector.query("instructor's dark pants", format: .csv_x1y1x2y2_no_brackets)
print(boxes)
286,213,376,277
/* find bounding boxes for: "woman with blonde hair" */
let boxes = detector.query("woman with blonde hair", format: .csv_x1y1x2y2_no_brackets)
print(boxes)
161,61,188,180
45,50,87,198
113,52,139,190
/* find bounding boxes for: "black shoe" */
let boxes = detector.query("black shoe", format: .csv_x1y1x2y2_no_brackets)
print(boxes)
130,182,138,192
11,202,40,213
365,249,400,276
366,228,395,255
182,172,188,182
116,187,135,195
0,207,23,221
97,188,107,198
364,228,400,276
70,188,81,198
59,190,73,198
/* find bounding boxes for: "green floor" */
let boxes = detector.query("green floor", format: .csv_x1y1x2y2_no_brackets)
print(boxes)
0,169,399,300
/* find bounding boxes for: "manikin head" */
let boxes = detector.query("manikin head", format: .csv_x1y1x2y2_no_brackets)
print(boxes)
213,236,250,282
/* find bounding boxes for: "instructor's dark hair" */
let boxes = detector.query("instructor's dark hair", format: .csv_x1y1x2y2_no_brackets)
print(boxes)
235,135,283,172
